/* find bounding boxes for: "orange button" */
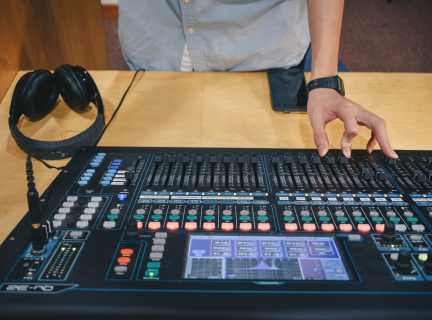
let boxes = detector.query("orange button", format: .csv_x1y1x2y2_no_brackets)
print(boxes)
137,221,143,229
239,222,252,231
148,221,161,230
285,223,298,232
185,222,197,230
358,224,371,232
258,223,271,231
120,248,133,256
340,224,353,232
221,222,234,231
117,257,130,264
376,224,385,232
167,222,179,230
303,223,316,232
322,223,334,232
203,222,215,231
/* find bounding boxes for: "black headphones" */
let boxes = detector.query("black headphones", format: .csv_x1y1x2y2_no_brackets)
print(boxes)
9,64,105,160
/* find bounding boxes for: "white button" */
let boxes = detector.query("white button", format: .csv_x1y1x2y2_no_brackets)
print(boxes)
335,211,345,217
58,208,70,214
114,266,128,273
188,27,194,34
155,232,167,238
343,198,355,202
91,196,102,202
311,197,322,201
153,238,166,245
223,210,232,216
296,197,306,201
70,231,83,237
183,0,190,3
103,221,116,228
52,221,62,227
136,209,145,214
206,210,215,215
84,208,96,214
391,198,403,202
375,198,386,202
348,234,361,241
395,224,407,232
386,211,396,217
54,214,66,220
279,197,289,200
257,210,267,216
390,253,399,261
327,197,337,201
412,224,425,232
76,221,89,228
317,210,327,217
370,211,379,217
360,198,371,202
63,202,74,207
352,211,362,217
67,196,78,202
80,214,92,221
403,211,414,217
111,208,120,214
283,210,293,216
152,245,165,252
300,211,309,216
150,252,163,260
88,202,99,207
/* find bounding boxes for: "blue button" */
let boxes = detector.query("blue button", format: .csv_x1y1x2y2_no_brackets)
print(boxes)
86,169,96,173
110,166,119,170
117,194,128,201
105,173,115,177
101,181,110,186
78,180,88,186
112,161,121,165
203,200,219,205
83,173,93,177
114,159,122,162
187,200,202,204
81,177,90,181
108,169,117,173
95,156,104,160
97,153,106,156
92,159,102,163
90,162,100,167
138,199,152,203
103,176,113,181
237,200,251,204
220,200,234,205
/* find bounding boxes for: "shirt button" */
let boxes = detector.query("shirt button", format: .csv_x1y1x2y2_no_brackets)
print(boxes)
183,0,190,3
188,27,194,34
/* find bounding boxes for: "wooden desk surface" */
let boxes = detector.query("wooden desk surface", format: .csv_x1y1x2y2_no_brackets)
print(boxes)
1,71,431,244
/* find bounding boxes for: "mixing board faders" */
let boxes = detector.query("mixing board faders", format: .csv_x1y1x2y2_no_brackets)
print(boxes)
1,147,432,320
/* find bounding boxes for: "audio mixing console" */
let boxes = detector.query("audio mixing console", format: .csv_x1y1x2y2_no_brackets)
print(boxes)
1,147,432,319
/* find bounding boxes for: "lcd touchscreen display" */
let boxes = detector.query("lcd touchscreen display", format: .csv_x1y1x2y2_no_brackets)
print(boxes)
184,235,350,281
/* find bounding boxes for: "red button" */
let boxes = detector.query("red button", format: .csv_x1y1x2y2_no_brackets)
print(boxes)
117,257,130,264
358,224,371,232
121,248,133,256
322,223,334,232
167,222,179,230
376,224,385,232
340,224,353,232
148,221,161,230
203,222,215,231
185,222,197,230
285,223,298,232
303,223,316,232
221,222,234,231
258,223,271,231
239,223,252,231
137,221,143,229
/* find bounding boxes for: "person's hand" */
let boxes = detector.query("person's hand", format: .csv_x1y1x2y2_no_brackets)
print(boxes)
307,88,398,159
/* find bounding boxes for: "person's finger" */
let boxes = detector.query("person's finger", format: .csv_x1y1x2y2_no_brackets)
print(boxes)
366,131,377,154
338,109,359,158
310,116,329,157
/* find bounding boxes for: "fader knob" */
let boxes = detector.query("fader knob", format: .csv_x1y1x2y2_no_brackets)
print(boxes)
223,154,231,164
311,153,320,164
284,152,293,164
382,222,397,242
361,167,372,180
237,153,245,164
181,152,190,163
154,152,163,163
385,157,396,165
125,221,139,239
125,166,135,180
209,153,217,164
250,153,258,164
424,254,432,272
395,251,412,271
298,153,307,164
413,170,426,183
338,153,348,164
168,152,176,163
325,153,335,164
195,152,203,163
376,168,387,181
271,153,280,164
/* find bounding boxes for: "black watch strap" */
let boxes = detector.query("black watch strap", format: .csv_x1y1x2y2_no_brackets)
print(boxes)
307,75,345,96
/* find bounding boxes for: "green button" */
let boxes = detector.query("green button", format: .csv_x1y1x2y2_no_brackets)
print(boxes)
284,216,295,222
152,214,162,221
187,215,197,221
407,217,418,223
169,214,180,221
107,214,118,220
147,262,161,269
204,215,215,221
319,217,330,222
389,217,400,223
337,217,348,223
257,216,268,222
354,217,365,223
372,217,383,223
240,216,251,221
302,216,312,222
134,214,144,220
419,253,428,262
222,216,233,221
145,270,159,278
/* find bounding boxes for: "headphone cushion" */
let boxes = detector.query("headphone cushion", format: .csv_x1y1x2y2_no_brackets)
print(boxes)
19,70,59,121
54,65,89,112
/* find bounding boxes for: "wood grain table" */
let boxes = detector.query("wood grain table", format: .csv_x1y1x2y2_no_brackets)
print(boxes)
1,71,431,244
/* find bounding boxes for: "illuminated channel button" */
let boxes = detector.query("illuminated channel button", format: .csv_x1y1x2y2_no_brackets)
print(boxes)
407,217,418,223
187,215,198,221
284,216,295,222
412,224,425,232
137,221,143,229
337,217,348,223
352,211,362,217
283,210,293,216
317,211,327,217
303,223,316,232
204,215,215,221
339,224,353,232
240,210,249,216
185,222,197,230
319,217,330,222
240,223,252,231
372,217,383,223
117,257,131,264
147,262,161,269
152,215,162,220
110,166,119,170
80,214,92,221
84,208,95,214
203,222,215,230
169,215,180,221
322,223,335,232
222,210,232,216
91,197,102,202
354,217,365,223
389,217,400,223
221,222,234,231
107,214,119,220
376,224,385,232
134,214,145,220
111,208,120,214
166,222,179,230
240,216,251,221
258,223,271,231
285,223,298,232
301,216,312,222
222,216,233,221
90,162,100,167
205,210,215,215
104,173,114,177
358,224,371,232
114,266,128,273
54,214,66,220
76,221,89,228
67,196,78,202
404,211,414,217
103,221,116,228
97,153,106,156
121,248,134,256
148,222,161,230
145,270,159,278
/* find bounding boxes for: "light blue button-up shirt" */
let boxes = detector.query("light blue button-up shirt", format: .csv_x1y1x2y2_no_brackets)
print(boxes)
118,0,310,71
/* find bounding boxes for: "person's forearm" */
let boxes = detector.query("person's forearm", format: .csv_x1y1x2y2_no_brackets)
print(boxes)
307,0,344,80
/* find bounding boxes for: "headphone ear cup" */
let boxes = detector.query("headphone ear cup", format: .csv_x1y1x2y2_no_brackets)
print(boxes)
54,64,90,112
19,70,59,121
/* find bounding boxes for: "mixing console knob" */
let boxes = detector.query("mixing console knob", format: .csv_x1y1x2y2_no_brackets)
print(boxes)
168,152,176,163
223,154,231,164
237,153,245,164
385,156,396,165
311,153,320,164
271,153,280,164
195,152,203,163
125,221,139,239
361,167,373,180
181,152,190,163
338,153,348,164
413,170,426,183
298,153,307,164
424,254,432,272
382,222,397,241
376,168,387,181
209,153,218,164
325,153,335,164
284,152,293,164
250,153,259,164
125,167,135,180
396,251,412,271
154,152,163,163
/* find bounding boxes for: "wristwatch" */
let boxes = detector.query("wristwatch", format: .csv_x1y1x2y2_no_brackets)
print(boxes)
306,75,345,97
